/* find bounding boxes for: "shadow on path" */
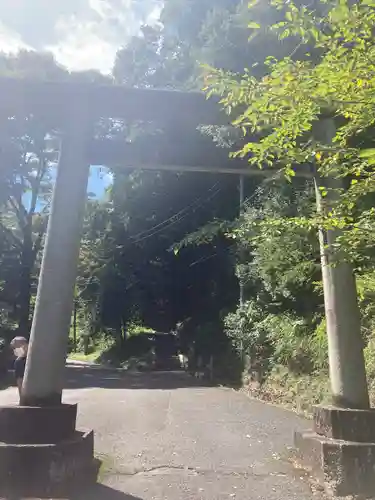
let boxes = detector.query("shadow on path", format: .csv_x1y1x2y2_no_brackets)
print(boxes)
64,366,212,391
1,484,143,500
0,458,143,500
70,483,143,500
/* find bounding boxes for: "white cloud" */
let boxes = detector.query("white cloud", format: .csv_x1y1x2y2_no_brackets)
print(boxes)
49,19,118,73
102,171,114,185
0,22,29,53
0,0,161,73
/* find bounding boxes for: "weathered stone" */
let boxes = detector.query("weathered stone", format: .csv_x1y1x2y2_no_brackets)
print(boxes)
0,403,77,444
0,403,96,496
20,391,62,407
295,430,375,497
314,405,375,443
0,430,96,497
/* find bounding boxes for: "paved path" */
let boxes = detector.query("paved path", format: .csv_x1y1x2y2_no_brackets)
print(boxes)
0,367,323,500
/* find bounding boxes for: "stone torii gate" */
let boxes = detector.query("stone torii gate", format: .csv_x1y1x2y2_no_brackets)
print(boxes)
2,79,258,407
0,78,373,497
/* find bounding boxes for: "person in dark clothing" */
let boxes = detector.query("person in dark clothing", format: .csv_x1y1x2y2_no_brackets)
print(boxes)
10,336,28,401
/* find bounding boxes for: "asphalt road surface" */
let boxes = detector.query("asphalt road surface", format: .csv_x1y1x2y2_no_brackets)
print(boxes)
0,366,324,500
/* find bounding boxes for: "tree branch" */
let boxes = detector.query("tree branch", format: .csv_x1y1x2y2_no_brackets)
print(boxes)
0,221,22,248
29,155,48,217
32,218,48,258
8,195,27,228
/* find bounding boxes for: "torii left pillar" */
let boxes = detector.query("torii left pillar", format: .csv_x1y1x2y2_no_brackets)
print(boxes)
22,111,90,406
0,105,96,497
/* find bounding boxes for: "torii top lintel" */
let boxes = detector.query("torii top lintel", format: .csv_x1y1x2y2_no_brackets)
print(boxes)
0,77,226,126
0,77,312,178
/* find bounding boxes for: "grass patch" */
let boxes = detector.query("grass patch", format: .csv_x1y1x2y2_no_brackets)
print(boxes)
96,453,118,480
68,351,100,363
242,365,331,417
127,324,156,337
242,349,375,418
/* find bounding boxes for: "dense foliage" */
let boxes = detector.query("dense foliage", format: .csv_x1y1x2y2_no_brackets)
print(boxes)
202,0,375,397
205,0,375,260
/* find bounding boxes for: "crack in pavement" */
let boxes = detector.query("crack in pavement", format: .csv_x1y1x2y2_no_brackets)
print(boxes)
102,464,289,480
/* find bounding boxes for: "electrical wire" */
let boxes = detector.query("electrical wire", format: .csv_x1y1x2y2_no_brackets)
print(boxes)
129,182,220,242
186,175,280,267
131,186,222,245
127,173,280,248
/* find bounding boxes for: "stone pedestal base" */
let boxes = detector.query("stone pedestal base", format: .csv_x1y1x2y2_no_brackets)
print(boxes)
0,404,96,497
0,403,77,443
295,405,375,497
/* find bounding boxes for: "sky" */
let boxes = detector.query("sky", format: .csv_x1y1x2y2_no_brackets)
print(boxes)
88,166,112,197
23,166,112,212
0,1,161,200
0,0,161,73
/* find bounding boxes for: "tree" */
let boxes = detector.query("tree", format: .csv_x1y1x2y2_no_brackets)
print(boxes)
104,0,262,347
109,0,314,364
113,0,255,89
0,51,111,335
78,167,241,340
204,0,375,240
204,0,375,407
0,110,54,332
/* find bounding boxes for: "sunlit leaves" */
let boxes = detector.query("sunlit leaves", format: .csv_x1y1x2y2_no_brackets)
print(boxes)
203,0,375,261
359,149,375,165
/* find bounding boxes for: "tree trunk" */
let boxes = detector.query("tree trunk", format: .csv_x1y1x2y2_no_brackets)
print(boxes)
17,223,33,335
73,301,77,353
83,335,89,356
239,174,245,307
121,315,127,345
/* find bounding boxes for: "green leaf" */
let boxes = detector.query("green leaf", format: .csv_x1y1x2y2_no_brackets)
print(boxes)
285,11,293,21
279,29,290,40
311,28,320,41
248,22,261,29
359,149,375,159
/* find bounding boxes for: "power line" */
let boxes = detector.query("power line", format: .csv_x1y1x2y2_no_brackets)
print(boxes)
129,182,220,242
132,177,268,250
127,174,278,248
189,252,218,267
131,182,219,240
187,176,279,267
131,186,222,245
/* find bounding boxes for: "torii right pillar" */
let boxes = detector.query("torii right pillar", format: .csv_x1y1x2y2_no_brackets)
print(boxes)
295,118,375,497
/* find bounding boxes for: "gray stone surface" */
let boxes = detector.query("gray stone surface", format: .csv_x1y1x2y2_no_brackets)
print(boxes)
314,404,375,442
0,367,323,499
0,403,77,444
0,430,95,497
296,429,375,497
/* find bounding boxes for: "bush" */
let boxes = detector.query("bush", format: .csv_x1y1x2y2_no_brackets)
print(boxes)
310,318,329,371
364,332,375,395
245,365,331,415
224,300,328,382
224,300,272,361
265,314,328,374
